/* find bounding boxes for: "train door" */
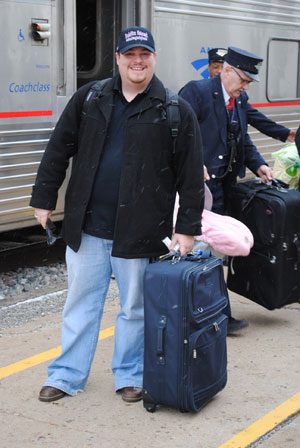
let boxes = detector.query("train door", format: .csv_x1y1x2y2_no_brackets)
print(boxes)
75,0,151,88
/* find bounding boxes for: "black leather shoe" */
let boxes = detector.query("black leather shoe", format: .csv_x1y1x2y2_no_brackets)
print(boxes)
39,386,66,402
121,387,143,402
227,317,248,335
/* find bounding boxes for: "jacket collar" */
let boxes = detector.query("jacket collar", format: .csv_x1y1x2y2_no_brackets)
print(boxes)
94,77,115,123
95,74,166,121
147,74,166,102
130,75,166,116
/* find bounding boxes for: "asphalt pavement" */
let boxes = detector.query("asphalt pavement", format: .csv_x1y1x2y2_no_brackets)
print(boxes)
1,281,300,448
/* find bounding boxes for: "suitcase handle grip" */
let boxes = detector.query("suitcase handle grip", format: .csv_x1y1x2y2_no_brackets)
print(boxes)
182,250,211,261
157,316,167,363
269,177,289,189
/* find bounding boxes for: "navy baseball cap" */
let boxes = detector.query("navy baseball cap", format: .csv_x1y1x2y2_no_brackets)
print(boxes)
208,48,227,64
116,26,155,54
225,46,263,82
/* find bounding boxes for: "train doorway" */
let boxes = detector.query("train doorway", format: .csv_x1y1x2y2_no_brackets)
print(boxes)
76,0,121,88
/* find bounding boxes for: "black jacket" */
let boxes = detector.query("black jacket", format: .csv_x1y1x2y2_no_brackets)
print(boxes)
30,75,204,257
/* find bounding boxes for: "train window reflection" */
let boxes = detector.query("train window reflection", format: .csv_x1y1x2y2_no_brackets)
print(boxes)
267,38,300,102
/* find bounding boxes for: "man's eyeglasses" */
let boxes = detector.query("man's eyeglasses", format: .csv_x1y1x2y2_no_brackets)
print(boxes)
231,66,253,85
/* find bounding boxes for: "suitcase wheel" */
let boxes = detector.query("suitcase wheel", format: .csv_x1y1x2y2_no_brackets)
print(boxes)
142,389,157,413
145,403,156,413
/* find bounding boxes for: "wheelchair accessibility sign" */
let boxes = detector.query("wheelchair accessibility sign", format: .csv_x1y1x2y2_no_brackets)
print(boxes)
18,28,25,42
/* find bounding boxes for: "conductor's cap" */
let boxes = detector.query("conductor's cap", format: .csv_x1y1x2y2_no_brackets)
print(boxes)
225,46,263,82
208,48,227,64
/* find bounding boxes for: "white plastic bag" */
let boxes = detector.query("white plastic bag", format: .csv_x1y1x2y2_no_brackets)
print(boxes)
272,143,300,190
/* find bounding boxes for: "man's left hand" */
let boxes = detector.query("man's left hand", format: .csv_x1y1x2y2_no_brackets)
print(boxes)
256,164,274,183
169,233,194,257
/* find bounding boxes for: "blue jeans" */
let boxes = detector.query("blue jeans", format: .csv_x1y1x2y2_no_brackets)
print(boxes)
44,233,149,395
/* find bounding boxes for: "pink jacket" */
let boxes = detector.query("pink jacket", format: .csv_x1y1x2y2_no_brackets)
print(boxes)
173,192,253,256
197,209,254,256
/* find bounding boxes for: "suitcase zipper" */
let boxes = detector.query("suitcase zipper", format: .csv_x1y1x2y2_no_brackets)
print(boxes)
190,314,228,360
179,263,202,411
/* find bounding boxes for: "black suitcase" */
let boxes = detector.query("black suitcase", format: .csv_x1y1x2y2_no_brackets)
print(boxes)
143,252,228,413
227,179,300,310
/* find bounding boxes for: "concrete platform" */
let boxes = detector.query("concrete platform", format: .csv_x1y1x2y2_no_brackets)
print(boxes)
1,289,299,448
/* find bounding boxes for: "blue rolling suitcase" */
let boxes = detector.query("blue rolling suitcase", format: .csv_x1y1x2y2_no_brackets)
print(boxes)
143,252,228,413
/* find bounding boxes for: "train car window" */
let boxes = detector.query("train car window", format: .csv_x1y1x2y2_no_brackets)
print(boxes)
267,38,300,102
76,0,120,88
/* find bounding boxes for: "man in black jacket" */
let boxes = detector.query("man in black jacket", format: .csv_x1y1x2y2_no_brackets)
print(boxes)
30,26,204,403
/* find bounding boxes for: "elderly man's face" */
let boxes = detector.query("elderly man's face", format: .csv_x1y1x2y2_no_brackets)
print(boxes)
209,61,224,78
221,65,253,98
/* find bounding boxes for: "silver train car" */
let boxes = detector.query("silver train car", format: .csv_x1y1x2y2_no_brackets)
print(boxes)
1,0,300,232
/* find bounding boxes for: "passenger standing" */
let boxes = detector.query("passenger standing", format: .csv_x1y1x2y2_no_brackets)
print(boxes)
180,46,273,334
31,26,204,403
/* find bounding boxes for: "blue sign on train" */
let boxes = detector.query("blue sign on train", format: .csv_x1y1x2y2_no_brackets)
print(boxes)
191,46,213,79
9,81,50,93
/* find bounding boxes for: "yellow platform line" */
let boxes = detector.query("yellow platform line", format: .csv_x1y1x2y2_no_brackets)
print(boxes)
219,391,300,448
1,325,299,448
0,326,115,379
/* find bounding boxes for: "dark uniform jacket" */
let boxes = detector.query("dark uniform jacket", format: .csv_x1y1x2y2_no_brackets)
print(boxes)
179,74,266,179
243,92,290,142
30,75,204,258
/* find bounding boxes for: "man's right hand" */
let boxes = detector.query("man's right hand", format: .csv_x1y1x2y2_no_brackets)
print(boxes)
256,165,273,183
34,208,52,229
